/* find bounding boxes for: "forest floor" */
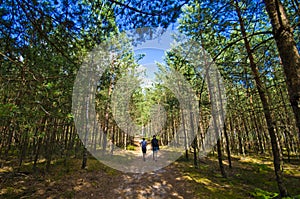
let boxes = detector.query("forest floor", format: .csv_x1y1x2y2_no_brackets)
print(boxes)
0,149,300,199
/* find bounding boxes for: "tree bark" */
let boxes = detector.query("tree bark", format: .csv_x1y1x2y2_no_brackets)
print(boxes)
81,147,87,169
263,0,300,139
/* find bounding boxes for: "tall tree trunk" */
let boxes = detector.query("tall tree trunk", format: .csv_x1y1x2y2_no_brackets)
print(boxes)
263,0,300,139
234,0,288,196
251,101,265,154
102,65,114,154
216,139,226,177
110,125,115,155
237,121,245,156
205,61,226,178
81,147,87,169
223,123,232,168
18,127,29,171
217,70,232,168
181,109,189,160
189,100,197,167
33,118,47,172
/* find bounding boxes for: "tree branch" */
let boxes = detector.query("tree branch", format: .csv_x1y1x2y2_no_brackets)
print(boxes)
108,0,189,16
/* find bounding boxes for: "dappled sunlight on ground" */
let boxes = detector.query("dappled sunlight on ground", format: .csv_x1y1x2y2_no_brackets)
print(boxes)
238,156,273,165
113,167,194,198
0,154,299,198
0,166,13,173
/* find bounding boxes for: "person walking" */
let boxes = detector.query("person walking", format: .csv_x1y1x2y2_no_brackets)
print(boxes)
140,138,147,161
151,135,159,161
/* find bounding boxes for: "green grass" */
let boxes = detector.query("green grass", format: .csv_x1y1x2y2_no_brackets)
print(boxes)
174,153,300,199
250,188,279,199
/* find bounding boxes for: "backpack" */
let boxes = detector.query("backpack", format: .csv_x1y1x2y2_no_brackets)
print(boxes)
141,140,147,148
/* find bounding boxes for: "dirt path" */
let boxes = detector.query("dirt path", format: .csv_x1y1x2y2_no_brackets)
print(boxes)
72,148,197,198
112,165,196,199
28,161,197,199
98,146,183,173
0,148,197,198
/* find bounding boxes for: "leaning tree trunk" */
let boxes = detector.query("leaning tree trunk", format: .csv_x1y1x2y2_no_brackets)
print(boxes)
263,0,300,139
234,0,288,197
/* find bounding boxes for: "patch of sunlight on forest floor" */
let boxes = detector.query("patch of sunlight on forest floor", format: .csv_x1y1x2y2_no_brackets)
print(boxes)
0,153,299,198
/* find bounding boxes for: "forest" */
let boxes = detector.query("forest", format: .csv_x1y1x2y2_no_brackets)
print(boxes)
0,0,300,198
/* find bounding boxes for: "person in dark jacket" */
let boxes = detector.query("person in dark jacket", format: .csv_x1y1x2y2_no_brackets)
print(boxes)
151,135,159,161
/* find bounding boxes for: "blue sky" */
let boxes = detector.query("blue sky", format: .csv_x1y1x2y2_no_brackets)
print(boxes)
135,48,164,76
132,29,176,87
